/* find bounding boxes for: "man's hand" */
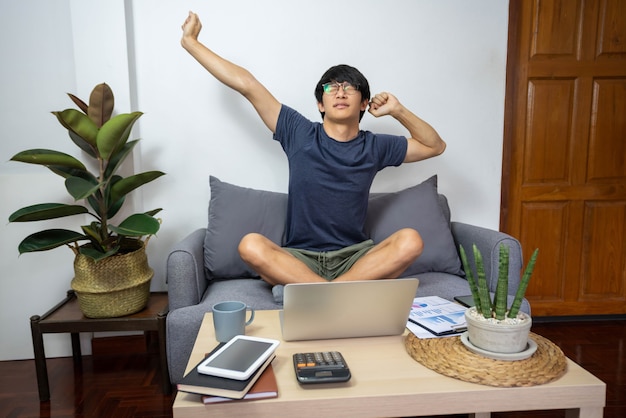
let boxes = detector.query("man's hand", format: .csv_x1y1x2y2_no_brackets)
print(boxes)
368,92,401,118
369,92,446,162
181,11,202,47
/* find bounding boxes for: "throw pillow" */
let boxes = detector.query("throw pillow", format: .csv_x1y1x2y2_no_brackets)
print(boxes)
204,176,288,279
204,175,462,279
365,175,463,276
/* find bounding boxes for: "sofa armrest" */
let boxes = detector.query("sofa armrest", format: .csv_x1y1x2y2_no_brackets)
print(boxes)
450,222,523,295
166,228,208,311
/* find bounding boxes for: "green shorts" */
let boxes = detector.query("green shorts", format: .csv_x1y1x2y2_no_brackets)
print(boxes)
283,240,376,281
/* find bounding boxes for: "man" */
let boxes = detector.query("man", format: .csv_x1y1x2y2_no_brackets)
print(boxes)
181,12,446,286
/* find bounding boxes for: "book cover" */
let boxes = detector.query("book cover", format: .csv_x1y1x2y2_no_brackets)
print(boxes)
177,350,275,399
202,363,278,404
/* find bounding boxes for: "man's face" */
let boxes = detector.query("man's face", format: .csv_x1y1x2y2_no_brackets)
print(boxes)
317,81,368,124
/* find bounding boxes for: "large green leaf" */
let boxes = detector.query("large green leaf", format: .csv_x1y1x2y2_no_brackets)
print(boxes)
103,139,139,179
88,83,114,127
11,149,86,171
9,203,89,222
96,112,143,161
109,171,165,203
52,109,98,147
18,229,86,253
69,130,97,158
106,195,125,219
48,165,97,181
109,213,160,237
66,176,100,200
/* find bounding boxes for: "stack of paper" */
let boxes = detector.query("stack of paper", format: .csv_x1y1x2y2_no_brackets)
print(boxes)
407,296,467,338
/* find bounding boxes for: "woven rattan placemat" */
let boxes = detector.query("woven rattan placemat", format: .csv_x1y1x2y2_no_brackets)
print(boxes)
405,332,567,387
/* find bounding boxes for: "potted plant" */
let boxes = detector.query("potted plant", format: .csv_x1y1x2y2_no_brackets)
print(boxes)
8,83,164,318
459,243,539,355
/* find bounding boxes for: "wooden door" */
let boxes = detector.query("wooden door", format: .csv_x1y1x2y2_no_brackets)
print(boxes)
502,0,626,316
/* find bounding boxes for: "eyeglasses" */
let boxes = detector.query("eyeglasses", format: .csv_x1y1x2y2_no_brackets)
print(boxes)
322,82,360,95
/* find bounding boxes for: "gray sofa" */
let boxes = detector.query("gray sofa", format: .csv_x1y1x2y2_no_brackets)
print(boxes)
166,175,530,384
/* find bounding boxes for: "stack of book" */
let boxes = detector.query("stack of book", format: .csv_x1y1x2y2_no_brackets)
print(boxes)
177,345,278,404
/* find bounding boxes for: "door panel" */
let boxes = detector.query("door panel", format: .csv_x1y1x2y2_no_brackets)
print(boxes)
588,79,626,181
581,202,626,299
530,0,580,59
519,202,569,301
596,0,626,58
502,0,626,315
524,79,575,184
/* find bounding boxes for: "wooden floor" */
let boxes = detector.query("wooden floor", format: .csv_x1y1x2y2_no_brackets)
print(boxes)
0,319,624,418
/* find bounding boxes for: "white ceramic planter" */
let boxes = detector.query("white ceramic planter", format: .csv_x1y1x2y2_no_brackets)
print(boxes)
464,307,532,354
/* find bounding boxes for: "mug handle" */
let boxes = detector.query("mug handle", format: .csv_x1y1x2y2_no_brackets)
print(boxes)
245,306,255,326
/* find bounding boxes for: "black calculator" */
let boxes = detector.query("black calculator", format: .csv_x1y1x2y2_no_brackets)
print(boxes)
293,351,351,384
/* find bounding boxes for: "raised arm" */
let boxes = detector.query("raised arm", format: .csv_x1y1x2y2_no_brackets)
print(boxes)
369,92,446,163
181,12,281,133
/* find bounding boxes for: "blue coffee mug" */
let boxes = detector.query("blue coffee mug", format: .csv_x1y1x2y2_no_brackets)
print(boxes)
212,301,255,342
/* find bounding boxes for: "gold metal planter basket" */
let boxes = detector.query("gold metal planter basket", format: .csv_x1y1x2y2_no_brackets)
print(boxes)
71,241,153,318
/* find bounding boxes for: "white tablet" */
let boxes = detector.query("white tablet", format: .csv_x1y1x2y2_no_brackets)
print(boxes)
197,335,280,380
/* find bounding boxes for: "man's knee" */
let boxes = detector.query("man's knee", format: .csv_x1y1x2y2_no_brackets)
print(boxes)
394,228,423,260
238,233,267,265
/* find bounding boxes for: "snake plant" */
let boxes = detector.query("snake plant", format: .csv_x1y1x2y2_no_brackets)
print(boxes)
459,243,538,319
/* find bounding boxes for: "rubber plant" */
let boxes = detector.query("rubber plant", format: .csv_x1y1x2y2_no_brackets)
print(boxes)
8,83,164,262
459,243,539,319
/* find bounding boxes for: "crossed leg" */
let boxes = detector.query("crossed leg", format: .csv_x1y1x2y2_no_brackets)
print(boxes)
238,228,423,286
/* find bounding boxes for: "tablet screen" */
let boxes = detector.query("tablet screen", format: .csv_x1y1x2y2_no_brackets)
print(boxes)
205,338,274,372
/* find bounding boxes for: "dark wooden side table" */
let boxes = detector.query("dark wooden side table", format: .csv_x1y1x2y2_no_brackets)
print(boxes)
30,289,171,401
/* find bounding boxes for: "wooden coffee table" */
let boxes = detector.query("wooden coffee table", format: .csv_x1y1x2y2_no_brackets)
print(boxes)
172,310,605,417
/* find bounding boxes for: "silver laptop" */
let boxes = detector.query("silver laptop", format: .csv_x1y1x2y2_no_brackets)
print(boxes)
280,278,419,341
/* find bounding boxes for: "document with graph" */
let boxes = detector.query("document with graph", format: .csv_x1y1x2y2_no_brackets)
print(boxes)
407,296,468,336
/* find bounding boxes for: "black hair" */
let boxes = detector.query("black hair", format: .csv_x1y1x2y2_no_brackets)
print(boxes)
314,64,370,121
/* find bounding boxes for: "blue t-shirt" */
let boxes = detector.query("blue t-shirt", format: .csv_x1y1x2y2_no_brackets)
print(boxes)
274,105,407,251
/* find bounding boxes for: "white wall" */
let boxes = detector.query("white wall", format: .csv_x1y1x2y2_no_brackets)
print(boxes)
0,0,509,360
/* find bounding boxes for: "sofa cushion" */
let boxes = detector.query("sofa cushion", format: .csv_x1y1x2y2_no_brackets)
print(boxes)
204,176,288,279
204,175,461,279
365,175,463,276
